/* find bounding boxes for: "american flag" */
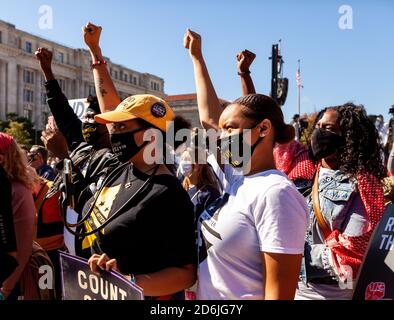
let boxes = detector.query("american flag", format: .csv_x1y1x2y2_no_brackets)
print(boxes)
296,68,302,88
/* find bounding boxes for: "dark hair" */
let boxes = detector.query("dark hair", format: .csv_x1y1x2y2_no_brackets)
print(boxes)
233,94,295,144
31,145,48,163
87,95,101,114
311,103,385,180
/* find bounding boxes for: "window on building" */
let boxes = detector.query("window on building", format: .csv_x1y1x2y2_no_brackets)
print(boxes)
133,77,137,85
23,70,34,84
88,85,95,96
41,92,47,105
114,70,118,80
124,74,128,82
25,41,32,53
139,78,143,86
23,89,34,103
0,31,2,44
56,52,64,63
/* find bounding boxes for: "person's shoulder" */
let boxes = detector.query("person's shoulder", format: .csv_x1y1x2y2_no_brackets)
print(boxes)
11,181,32,198
154,174,193,202
250,169,292,186
252,171,304,200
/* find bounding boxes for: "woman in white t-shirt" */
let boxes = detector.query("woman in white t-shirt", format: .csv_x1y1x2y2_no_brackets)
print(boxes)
184,29,309,300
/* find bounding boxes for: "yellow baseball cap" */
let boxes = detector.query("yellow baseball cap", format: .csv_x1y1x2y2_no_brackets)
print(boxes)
95,94,174,132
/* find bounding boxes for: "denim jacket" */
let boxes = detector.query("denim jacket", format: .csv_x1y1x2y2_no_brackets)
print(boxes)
300,169,369,284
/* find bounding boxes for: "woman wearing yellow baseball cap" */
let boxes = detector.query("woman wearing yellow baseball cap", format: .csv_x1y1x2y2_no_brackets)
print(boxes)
74,23,197,299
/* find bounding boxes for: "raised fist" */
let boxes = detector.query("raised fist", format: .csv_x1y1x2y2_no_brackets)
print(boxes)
236,50,256,73
183,29,202,60
35,47,53,72
41,128,69,160
82,22,102,50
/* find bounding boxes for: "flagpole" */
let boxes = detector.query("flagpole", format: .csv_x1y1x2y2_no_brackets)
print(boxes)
297,59,301,115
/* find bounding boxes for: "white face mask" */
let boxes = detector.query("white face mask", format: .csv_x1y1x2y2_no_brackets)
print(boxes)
179,161,193,176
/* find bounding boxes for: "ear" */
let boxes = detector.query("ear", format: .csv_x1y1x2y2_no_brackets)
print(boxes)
256,119,272,137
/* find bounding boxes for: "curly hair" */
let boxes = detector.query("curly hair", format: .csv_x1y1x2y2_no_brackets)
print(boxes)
1,140,36,191
311,103,385,180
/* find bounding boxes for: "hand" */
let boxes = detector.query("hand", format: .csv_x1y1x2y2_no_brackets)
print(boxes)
88,253,119,274
40,128,69,160
35,48,54,80
183,29,202,60
82,22,102,51
236,49,256,73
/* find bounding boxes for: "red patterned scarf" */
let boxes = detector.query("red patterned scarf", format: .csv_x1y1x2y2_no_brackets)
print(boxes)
273,140,316,181
274,142,385,281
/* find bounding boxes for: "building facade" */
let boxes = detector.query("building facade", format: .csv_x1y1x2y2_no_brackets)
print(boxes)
166,93,229,129
0,19,165,130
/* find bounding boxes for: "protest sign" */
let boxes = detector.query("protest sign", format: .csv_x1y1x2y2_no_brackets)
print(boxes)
60,251,144,300
353,204,394,300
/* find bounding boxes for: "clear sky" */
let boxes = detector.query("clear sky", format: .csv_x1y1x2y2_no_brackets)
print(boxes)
1,0,393,122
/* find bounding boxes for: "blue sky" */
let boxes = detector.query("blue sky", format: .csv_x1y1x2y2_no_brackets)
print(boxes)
1,0,393,122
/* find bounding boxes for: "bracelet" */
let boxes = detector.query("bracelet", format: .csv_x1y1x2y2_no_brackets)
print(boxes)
91,60,107,69
238,70,251,76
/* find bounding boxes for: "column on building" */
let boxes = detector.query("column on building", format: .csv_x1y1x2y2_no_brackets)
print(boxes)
34,69,42,130
0,60,6,119
6,59,18,115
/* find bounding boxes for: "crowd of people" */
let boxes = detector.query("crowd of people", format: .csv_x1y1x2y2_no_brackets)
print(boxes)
0,23,393,301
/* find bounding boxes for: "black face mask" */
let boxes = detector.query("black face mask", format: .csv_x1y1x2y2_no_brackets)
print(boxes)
110,128,149,163
81,122,100,145
311,128,344,160
217,128,263,169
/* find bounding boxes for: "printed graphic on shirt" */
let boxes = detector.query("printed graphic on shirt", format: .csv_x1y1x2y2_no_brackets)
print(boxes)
82,184,121,249
197,194,229,263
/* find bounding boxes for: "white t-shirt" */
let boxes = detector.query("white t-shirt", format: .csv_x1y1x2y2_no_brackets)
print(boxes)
197,154,308,300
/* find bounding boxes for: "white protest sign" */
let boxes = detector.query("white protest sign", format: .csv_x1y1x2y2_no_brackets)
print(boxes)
68,98,89,120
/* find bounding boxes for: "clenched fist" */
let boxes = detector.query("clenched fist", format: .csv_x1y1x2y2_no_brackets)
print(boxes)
236,50,256,73
41,128,69,160
183,29,202,60
82,22,102,50
35,47,53,75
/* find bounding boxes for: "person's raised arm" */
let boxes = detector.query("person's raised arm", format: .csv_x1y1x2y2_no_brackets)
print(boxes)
35,48,84,148
83,22,121,114
184,29,221,130
237,50,256,96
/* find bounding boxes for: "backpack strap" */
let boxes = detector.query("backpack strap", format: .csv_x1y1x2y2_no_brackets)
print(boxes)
312,171,332,239
34,181,50,213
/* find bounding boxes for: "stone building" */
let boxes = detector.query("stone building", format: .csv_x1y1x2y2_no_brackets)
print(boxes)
0,19,165,130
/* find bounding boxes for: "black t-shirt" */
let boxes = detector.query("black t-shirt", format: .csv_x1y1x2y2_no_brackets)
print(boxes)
82,163,196,275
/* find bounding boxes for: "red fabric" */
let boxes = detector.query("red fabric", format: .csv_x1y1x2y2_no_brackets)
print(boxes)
274,140,316,181
0,132,14,154
274,142,385,281
325,172,385,281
